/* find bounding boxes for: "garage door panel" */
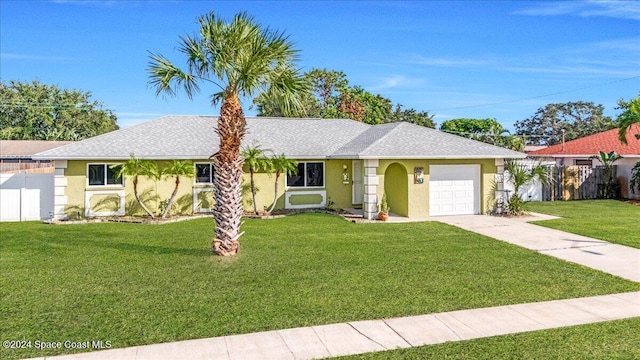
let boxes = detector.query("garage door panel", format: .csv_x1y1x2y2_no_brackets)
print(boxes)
429,165,480,217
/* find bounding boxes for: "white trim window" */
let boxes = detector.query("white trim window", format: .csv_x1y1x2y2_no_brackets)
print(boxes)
87,163,123,187
195,163,215,184
287,161,324,188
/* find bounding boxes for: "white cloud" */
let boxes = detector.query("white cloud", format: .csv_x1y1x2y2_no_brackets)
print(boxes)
404,55,490,67
0,53,73,61
513,1,640,21
368,75,425,91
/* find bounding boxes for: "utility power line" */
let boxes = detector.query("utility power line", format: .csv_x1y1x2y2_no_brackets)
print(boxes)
427,75,640,113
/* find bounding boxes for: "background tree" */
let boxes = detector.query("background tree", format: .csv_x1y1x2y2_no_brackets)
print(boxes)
148,12,305,256
514,101,615,146
389,104,435,128
160,160,194,219
440,118,523,151
254,68,432,127
254,68,345,118
111,155,159,219
241,143,272,215
336,86,392,124
0,80,118,140
616,95,640,144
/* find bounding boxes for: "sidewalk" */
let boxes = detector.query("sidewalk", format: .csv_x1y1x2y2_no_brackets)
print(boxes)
27,292,640,360
28,213,640,360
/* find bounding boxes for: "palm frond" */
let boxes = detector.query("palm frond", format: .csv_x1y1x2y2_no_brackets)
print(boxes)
147,52,200,99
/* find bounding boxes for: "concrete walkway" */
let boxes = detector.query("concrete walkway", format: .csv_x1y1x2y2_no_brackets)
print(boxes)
28,213,640,360
437,213,640,282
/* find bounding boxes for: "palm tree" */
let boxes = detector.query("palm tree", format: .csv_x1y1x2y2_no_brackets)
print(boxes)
503,160,552,215
266,154,298,215
160,160,195,219
617,96,640,144
241,143,272,215
111,155,159,218
148,12,305,256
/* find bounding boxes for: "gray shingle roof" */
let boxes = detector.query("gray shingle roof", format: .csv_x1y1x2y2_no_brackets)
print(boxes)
333,122,525,159
35,115,525,160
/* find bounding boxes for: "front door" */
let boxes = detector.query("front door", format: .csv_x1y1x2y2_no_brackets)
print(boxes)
352,160,364,204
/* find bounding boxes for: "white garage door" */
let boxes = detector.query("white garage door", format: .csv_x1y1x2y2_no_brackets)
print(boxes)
429,165,480,216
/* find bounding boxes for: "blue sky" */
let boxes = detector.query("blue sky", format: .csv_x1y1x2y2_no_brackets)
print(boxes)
1,1,638,131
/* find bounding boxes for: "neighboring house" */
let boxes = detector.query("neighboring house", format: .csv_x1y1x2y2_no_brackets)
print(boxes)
527,124,640,199
0,140,73,173
1,140,75,222
33,115,524,220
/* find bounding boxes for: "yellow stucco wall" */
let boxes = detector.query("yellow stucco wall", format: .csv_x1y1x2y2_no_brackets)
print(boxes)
65,160,200,217
377,159,498,217
241,165,287,213
64,158,498,218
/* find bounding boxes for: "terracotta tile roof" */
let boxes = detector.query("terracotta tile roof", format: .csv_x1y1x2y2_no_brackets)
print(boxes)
528,124,640,156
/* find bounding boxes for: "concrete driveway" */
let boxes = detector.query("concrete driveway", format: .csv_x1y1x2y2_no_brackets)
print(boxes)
437,213,640,283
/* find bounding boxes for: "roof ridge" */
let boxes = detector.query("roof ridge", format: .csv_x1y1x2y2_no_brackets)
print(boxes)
355,122,403,154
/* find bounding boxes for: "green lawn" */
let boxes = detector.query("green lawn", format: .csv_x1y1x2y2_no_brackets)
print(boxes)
1,214,638,359
525,200,640,249
340,318,640,359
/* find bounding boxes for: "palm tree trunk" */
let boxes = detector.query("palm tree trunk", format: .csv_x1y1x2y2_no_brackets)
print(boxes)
212,93,246,256
161,177,180,219
266,171,281,215
250,170,258,215
133,177,155,219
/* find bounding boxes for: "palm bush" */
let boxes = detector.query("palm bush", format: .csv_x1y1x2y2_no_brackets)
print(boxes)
590,151,622,199
631,161,640,195
503,160,552,216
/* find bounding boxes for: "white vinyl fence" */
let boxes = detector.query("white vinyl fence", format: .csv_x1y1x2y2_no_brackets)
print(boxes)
0,173,54,222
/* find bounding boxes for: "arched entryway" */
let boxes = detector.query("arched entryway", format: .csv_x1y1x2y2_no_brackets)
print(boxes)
383,163,409,217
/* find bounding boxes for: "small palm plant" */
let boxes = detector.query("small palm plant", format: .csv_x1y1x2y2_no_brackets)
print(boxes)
160,160,194,219
111,155,159,218
503,160,552,216
590,151,622,199
630,161,640,194
241,143,272,215
265,154,298,216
